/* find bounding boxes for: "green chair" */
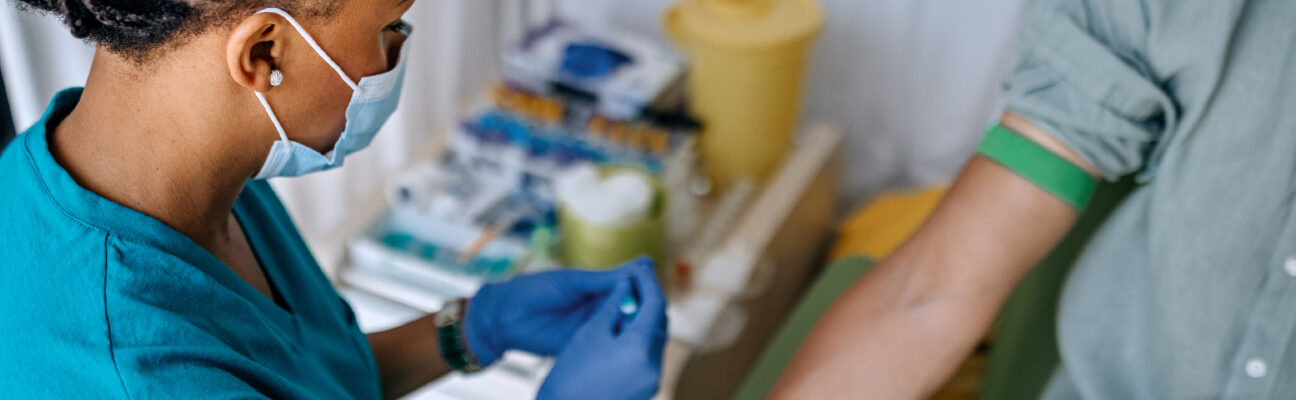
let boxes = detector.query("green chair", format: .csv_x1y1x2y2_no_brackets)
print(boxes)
732,255,878,399
734,178,1134,400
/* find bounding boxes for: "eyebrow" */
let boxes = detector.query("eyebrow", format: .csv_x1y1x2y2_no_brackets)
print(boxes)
396,0,409,5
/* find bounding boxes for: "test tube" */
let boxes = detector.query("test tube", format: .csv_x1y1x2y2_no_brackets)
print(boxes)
542,98,564,125
629,127,648,153
620,293,639,316
610,124,629,148
615,274,642,334
649,130,670,156
589,116,609,137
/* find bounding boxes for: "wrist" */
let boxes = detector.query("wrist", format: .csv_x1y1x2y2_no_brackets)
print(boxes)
434,298,486,373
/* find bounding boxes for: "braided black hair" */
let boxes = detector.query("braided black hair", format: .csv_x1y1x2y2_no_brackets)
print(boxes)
13,0,336,62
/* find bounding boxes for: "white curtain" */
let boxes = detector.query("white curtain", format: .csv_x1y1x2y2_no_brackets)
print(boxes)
585,0,1032,201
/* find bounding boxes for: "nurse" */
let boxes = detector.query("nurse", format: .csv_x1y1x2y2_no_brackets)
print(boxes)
0,0,665,399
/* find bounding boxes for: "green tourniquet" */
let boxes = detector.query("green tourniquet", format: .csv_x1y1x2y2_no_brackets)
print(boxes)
976,124,1096,212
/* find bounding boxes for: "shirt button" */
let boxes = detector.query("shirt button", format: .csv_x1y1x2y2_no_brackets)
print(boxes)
1246,358,1268,378
1285,258,1296,277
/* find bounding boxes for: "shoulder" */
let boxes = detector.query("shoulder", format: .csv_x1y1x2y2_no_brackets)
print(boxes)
101,237,261,349
0,123,52,205
0,132,113,312
100,239,288,399
0,206,124,396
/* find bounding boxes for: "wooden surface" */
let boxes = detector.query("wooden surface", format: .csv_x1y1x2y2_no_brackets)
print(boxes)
669,125,844,400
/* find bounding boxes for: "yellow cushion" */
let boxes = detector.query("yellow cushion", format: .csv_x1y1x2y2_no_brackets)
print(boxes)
831,186,949,261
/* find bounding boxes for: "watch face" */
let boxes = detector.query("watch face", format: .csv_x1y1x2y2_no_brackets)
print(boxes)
436,299,464,326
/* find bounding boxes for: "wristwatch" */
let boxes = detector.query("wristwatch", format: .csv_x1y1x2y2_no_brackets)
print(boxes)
434,298,484,373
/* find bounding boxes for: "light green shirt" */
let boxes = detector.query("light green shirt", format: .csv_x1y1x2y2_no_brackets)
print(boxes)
1005,0,1296,397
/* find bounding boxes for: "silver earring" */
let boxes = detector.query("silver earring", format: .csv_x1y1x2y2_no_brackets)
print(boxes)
269,69,284,87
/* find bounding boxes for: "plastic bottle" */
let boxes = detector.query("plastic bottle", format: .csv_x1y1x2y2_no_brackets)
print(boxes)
664,0,823,186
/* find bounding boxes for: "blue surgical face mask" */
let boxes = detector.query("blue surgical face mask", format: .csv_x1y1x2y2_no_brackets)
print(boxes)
251,8,412,180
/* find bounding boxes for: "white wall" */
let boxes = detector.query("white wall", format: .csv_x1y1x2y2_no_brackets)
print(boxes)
0,5,94,129
562,0,1031,202
0,1,506,270
2,0,1032,232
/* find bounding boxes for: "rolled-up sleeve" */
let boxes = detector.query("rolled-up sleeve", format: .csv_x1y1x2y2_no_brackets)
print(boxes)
1005,0,1176,182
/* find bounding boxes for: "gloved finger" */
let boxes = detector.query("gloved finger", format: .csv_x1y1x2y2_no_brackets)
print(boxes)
583,277,634,335
623,256,656,279
547,267,628,299
627,265,668,333
551,257,651,301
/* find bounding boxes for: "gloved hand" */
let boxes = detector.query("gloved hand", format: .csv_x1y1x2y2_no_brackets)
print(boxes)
463,258,651,367
537,261,668,400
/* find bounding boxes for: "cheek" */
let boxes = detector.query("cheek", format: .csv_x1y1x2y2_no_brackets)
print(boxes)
291,74,354,152
278,23,389,152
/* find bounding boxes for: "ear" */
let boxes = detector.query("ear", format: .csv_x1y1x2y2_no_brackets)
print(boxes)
226,13,289,93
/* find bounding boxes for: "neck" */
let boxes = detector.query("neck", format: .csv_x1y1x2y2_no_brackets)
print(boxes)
51,49,274,248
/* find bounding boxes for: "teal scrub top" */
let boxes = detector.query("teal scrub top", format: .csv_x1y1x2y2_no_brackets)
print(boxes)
0,88,382,399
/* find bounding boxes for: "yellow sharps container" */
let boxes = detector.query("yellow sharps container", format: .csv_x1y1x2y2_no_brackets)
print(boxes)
665,0,824,186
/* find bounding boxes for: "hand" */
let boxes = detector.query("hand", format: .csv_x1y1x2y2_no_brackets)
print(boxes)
463,258,650,367
537,263,668,400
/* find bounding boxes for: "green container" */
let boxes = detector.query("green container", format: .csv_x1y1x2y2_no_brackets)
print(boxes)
559,166,667,270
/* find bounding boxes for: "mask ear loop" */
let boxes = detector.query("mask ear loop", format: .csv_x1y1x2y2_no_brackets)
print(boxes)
255,7,361,91
254,91,290,143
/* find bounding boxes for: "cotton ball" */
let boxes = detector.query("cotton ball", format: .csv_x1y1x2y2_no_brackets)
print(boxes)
601,172,652,223
556,164,600,205
558,167,655,227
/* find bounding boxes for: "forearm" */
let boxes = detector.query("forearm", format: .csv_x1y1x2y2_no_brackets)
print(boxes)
367,314,452,400
771,152,1082,398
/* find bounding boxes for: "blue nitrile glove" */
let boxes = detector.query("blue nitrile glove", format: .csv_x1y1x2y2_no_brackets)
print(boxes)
537,261,668,400
463,259,648,367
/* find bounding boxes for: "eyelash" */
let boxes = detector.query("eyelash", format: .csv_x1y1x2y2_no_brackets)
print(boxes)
385,20,409,34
